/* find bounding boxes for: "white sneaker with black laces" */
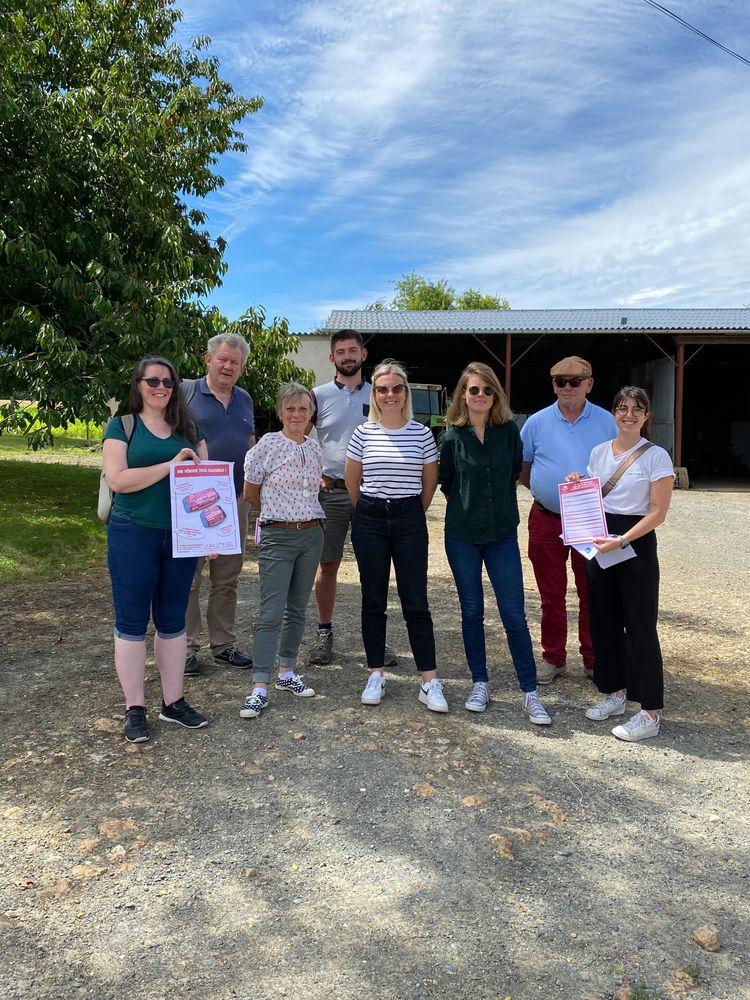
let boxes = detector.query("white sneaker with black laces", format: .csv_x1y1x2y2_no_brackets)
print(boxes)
523,690,552,725
612,710,660,742
465,682,490,713
418,679,449,713
239,690,269,719
586,692,626,721
274,673,315,697
361,671,386,705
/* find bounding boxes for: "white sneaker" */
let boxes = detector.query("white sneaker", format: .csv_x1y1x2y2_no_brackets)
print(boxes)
418,679,449,713
465,682,490,713
586,692,626,721
523,690,552,725
612,711,660,742
361,671,386,706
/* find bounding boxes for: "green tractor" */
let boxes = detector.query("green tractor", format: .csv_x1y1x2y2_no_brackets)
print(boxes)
409,382,448,447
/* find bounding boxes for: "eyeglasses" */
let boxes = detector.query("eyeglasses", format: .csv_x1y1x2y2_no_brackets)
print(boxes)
374,383,407,396
553,376,585,388
615,405,646,416
140,377,176,389
467,385,494,396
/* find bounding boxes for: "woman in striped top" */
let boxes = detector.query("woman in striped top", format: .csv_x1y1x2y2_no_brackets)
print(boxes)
345,359,448,713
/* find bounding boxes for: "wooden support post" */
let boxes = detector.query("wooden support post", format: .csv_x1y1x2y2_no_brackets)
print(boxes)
674,342,685,468
504,333,512,402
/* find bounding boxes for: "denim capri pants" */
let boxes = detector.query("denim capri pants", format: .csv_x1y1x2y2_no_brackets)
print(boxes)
107,515,198,641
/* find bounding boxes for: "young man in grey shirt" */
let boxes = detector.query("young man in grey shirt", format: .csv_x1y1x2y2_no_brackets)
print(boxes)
308,330,396,667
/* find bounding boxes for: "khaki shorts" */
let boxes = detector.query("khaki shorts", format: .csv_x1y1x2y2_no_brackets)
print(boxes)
319,488,354,563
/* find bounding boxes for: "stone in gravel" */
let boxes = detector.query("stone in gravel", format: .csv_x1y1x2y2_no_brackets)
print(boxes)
459,795,489,808
93,718,121,734
292,733,306,740
70,864,105,880
488,834,515,860
692,924,720,951
106,845,127,862
98,818,136,839
413,782,437,798
614,988,633,1000
244,868,258,879
77,838,100,855
36,878,71,901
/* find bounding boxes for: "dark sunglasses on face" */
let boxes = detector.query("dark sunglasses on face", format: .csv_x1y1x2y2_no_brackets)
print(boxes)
140,377,176,389
374,383,407,396
553,376,584,388
467,385,494,396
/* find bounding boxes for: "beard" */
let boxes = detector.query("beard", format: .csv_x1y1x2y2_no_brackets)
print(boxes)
334,359,363,377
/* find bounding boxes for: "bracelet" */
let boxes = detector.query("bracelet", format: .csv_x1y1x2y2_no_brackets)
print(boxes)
619,535,629,549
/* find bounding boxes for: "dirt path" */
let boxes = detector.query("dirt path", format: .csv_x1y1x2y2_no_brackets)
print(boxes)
1,491,749,999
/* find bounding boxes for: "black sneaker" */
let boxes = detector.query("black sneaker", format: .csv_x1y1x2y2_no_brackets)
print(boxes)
124,706,150,743
213,647,252,669
158,698,208,729
184,653,200,676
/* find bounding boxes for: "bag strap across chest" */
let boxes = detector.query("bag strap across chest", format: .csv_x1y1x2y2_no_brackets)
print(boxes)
601,441,654,497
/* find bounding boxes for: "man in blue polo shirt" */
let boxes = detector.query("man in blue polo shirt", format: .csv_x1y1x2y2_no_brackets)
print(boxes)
182,333,255,675
519,356,616,684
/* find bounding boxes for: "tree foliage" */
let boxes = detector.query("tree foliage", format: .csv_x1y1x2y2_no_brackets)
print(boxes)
383,272,510,311
0,1,305,446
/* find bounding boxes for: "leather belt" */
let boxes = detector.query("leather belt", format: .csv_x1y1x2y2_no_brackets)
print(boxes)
262,519,320,530
322,476,347,491
533,500,561,519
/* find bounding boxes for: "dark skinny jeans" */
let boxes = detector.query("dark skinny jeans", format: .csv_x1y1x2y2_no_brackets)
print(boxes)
351,494,436,671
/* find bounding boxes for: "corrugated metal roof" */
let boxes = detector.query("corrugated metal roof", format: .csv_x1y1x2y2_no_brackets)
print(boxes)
317,308,750,334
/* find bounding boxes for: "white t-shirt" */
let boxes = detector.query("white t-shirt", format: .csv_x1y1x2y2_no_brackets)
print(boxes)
244,432,325,523
587,438,674,515
346,420,438,499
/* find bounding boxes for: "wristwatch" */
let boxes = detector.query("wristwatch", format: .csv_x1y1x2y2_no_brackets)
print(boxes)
619,535,629,548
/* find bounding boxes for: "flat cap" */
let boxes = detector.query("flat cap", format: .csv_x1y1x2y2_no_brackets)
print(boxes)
550,355,592,377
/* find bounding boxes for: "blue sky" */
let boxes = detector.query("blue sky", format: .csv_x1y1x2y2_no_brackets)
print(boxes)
175,0,750,331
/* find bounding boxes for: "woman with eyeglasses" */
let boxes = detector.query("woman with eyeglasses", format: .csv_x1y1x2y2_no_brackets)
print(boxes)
440,362,551,724
345,359,448,712
102,355,209,743
566,386,674,742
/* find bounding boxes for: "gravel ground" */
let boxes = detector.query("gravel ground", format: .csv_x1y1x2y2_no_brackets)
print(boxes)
1,489,749,1000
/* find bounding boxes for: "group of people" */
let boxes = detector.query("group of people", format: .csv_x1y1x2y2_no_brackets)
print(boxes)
102,330,674,747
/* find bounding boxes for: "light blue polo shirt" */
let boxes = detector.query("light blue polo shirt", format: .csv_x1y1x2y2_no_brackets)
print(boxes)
311,378,371,479
521,401,617,513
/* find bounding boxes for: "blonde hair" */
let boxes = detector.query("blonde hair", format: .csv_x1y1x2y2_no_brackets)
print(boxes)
445,362,513,426
369,358,413,422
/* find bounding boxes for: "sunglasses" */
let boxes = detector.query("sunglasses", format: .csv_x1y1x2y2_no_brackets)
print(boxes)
553,376,585,388
374,383,407,396
467,385,494,396
140,377,176,389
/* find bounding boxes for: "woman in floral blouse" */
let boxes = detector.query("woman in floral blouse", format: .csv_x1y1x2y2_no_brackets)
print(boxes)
239,383,324,720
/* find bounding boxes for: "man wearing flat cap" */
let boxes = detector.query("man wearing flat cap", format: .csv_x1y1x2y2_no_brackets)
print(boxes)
519,356,616,683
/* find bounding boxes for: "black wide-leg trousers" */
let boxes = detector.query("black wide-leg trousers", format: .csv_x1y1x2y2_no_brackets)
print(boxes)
585,514,664,711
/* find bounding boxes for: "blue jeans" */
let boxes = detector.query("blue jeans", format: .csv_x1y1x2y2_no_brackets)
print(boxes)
107,515,198,641
444,534,537,691
351,495,436,671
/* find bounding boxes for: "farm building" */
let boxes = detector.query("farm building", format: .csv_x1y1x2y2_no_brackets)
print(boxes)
296,308,750,483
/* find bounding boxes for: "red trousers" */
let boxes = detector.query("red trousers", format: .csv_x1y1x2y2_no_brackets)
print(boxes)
527,504,594,668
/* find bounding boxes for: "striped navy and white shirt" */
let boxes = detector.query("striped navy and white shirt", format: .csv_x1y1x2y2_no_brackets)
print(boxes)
346,420,438,499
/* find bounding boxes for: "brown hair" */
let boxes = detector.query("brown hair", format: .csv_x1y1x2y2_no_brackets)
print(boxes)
128,355,199,444
445,362,513,426
613,385,651,437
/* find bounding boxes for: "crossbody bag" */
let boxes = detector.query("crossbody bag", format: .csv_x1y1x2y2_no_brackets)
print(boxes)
601,441,654,497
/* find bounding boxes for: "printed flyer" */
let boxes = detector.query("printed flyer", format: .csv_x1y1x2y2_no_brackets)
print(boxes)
170,461,241,558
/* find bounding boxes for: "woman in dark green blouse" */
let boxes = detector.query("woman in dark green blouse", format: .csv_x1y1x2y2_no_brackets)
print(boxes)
440,362,550,724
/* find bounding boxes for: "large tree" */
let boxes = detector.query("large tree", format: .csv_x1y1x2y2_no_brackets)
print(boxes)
0,1,281,445
386,272,510,311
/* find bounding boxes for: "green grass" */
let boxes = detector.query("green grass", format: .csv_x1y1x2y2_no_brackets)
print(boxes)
0,459,106,584
0,433,97,456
